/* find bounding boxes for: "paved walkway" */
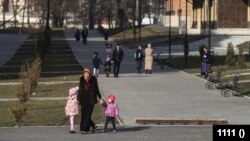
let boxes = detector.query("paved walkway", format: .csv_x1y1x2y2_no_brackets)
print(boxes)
0,126,211,141
0,33,29,66
65,29,250,126
0,30,248,141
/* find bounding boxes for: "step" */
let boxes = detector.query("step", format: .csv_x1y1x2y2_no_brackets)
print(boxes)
135,118,228,125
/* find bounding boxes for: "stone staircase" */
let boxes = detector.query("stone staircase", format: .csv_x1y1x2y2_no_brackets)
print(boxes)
0,30,83,79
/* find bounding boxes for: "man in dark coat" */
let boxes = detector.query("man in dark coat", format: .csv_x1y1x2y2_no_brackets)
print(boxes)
104,31,109,41
135,45,144,73
111,44,124,77
77,67,102,134
82,27,89,45
75,29,81,42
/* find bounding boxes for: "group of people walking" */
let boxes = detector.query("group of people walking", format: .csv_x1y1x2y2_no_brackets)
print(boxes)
75,28,154,77
66,29,156,134
90,43,124,78
65,67,119,134
135,44,154,74
75,27,89,44
91,43,154,77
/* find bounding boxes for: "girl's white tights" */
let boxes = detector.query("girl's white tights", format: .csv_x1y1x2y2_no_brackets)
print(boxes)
70,116,75,131
93,68,99,76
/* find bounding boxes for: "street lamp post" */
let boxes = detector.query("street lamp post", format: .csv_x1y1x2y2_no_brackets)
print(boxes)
123,0,127,40
45,0,50,31
208,0,211,53
138,0,142,43
168,0,172,61
184,0,189,64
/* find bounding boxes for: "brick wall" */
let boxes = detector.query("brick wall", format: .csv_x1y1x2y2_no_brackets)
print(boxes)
218,0,248,28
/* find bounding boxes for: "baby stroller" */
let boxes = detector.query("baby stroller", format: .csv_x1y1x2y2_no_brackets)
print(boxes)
103,57,112,77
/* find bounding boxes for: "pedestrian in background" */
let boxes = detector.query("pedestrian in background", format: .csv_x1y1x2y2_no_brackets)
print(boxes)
111,44,124,77
82,27,88,45
65,86,79,133
201,47,211,79
103,56,112,77
105,41,112,55
135,45,144,73
75,29,81,42
92,52,102,77
144,44,153,74
104,31,109,41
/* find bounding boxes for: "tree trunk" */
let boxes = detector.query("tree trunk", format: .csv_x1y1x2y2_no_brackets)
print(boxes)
111,12,114,29
27,0,30,28
138,0,142,42
147,0,151,24
133,0,136,41
108,9,111,29
88,0,97,29
115,0,120,28
80,0,84,28
45,0,50,30
22,0,27,30
2,0,6,29
11,0,16,28
73,11,76,28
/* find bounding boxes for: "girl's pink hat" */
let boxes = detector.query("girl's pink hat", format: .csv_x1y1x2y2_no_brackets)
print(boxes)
69,86,79,96
108,95,115,102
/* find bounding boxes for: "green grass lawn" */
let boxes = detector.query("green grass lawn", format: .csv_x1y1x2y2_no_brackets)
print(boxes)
170,55,250,73
0,100,105,127
111,26,170,44
239,82,250,96
0,75,82,83
237,41,250,52
168,55,250,95
0,82,79,98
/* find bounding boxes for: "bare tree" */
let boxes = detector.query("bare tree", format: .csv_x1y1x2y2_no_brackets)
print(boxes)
27,0,30,28
132,0,136,40
11,0,16,28
1,0,9,29
21,0,27,30
88,0,97,29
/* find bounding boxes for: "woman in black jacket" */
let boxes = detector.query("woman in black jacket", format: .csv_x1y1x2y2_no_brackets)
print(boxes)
77,67,102,134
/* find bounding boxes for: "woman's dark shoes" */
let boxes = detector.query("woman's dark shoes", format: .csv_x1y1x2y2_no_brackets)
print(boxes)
69,130,75,133
92,125,98,133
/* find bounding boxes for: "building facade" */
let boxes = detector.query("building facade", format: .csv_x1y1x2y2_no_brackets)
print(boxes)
163,0,250,34
162,0,192,33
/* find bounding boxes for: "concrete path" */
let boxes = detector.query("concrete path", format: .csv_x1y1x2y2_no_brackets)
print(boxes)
65,29,250,126
0,126,212,141
0,30,248,141
0,33,29,66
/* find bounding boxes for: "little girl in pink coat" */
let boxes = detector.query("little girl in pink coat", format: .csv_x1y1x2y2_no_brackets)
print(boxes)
103,94,119,132
65,86,79,133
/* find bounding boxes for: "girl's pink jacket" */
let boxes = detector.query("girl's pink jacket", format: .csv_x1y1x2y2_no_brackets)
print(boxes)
65,95,79,116
105,103,119,117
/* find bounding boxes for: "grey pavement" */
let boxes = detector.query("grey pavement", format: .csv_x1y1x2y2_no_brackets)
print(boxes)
65,29,250,126
0,126,212,141
0,30,248,141
0,33,29,66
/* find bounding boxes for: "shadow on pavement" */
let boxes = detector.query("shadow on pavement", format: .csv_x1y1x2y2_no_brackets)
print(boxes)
113,126,150,133
90,126,150,134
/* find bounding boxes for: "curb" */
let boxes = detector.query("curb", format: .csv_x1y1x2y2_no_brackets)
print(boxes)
135,118,228,125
